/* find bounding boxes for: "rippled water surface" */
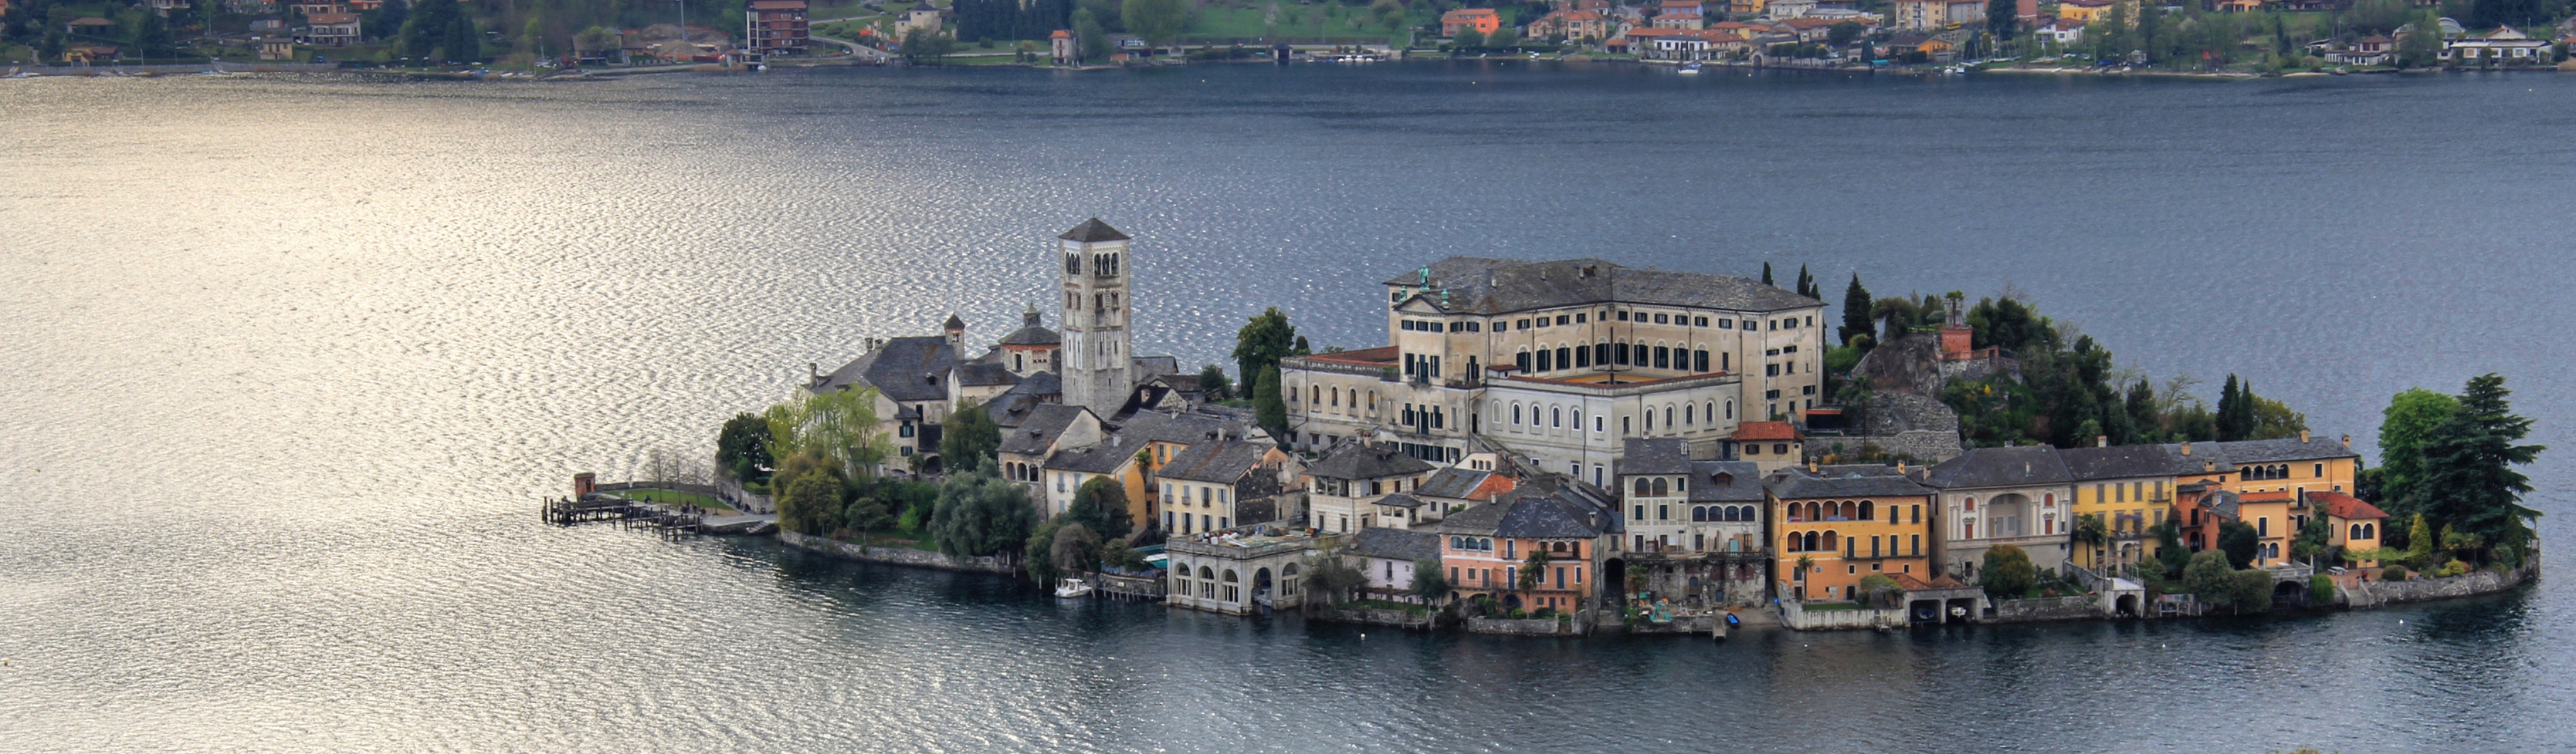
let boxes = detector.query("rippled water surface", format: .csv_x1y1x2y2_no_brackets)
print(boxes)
4,63,2573,753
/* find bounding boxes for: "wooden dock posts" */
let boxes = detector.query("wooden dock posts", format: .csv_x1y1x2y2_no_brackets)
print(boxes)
541,495,707,540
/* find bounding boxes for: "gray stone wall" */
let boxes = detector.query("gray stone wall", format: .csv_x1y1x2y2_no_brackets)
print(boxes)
1778,602,1908,630
2359,562,2537,606
1990,595,2099,622
1467,613,1588,636
779,531,1020,574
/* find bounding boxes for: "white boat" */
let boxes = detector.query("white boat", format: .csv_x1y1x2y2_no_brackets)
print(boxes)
1678,62,1702,74
1054,577,1093,598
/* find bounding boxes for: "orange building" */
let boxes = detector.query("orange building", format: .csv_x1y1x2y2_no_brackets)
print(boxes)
1768,464,1936,603
1437,482,1614,613
1441,8,1500,36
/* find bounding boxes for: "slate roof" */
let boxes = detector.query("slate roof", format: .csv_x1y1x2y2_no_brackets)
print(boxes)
1383,257,1820,317
2059,444,2234,481
1373,492,1428,509
2211,437,2360,464
812,335,959,403
1766,466,1934,500
1622,437,1692,476
943,313,966,331
1687,461,1765,502
1306,443,1436,481
999,403,1089,456
1000,324,1059,346
1059,217,1130,242
1157,440,1274,484
2201,489,2243,520
1440,488,1608,539
1045,437,1143,474
1416,467,1502,501
1118,410,1253,446
952,362,1021,388
1350,527,1439,562
1920,445,2072,489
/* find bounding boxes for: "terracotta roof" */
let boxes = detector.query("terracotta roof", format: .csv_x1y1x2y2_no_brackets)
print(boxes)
1301,346,1399,365
1051,29,1072,38
1890,572,1971,591
2311,491,2387,521
309,12,358,23
1730,421,1802,442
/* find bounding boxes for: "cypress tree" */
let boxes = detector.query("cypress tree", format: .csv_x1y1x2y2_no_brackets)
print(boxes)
1252,366,1287,440
1761,261,1774,286
2216,374,2242,441
1839,273,1872,347
1795,265,1815,298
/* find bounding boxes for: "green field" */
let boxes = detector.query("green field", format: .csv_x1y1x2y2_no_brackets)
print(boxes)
1182,2,1419,43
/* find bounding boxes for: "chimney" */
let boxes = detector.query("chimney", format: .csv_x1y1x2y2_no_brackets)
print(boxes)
2180,442,2192,456
1897,461,1907,474
2203,460,2216,473
2097,435,2108,448
1808,460,1819,473
2340,434,2352,449
2301,429,2311,444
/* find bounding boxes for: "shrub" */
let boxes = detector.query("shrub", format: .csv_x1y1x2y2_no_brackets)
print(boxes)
2310,574,2336,604
2381,566,2408,582
2438,560,2469,577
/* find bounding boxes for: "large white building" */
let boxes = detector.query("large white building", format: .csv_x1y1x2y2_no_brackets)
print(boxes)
1280,257,1829,486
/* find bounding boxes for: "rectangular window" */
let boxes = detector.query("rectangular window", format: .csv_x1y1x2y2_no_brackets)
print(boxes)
1694,350,1709,373
1575,347,1590,368
1468,322,1481,332
1575,313,1587,323
1617,310,1630,322
1517,319,1531,329
1720,319,1734,329
1654,314,1670,324
1536,350,1553,372
1555,315,1570,326
1694,317,1709,327
1654,347,1670,369
1871,535,1881,557
1614,343,1631,365
1911,533,1921,555
1766,364,1780,377
1912,505,1920,524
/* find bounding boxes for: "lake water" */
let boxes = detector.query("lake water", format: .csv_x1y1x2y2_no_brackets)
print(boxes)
3,62,2572,753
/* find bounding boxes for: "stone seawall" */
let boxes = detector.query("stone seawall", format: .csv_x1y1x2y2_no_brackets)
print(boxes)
1467,613,1588,636
1779,603,1907,630
1991,595,2100,622
1314,606,1436,630
779,531,1020,575
2355,562,2537,607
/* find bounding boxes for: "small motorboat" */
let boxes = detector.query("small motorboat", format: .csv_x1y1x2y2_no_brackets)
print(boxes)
1054,577,1093,598
1678,62,1702,74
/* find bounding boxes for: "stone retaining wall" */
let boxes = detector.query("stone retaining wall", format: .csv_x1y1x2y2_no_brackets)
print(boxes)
2361,562,2537,606
779,531,1019,575
1991,595,2100,622
1467,612,1588,636
1779,602,1907,630
1625,615,1717,634
1315,606,1436,629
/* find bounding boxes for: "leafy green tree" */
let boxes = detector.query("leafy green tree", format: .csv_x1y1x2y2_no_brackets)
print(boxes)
1232,307,1302,388
764,388,893,480
2152,521,2191,581
1069,476,1133,538
1452,26,1483,48
717,412,774,483
2182,549,2236,608
2216,520,2259,569
940,400,1001,474
2292,515,2333,564
1985,0,2017,39
1253,365,1287,440
2247,393,2307,440
1410,554,1449,603
1827,20,1863,46
2396,12,2443,67
1073,8,1110,61
1871,296,1920,343
2376,387,2462,518
843,490,894,541
778,471,845,535
929,471,1036,555
1487,26,1518,47
2230,567,2276,613
1121,0,1189,50
1024,516,1065,584
1051,522,1101,574
1196,364,1233,401
1979,545,2036,599
1839,274,1872,347
1517,547,1553,598
901,27,957,62
2408,374,2544,560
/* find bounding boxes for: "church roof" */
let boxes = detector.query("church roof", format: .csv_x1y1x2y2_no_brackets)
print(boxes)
999,323,1060,346
944,313,965,330
1059,217,1131,243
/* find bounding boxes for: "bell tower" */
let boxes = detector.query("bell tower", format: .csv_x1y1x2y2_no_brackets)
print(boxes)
1057,218,1135,414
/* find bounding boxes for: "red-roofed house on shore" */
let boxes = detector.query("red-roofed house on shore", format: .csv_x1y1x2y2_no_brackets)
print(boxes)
1050,28,1074,65
1726,421,1803,473
2313,491,2389,568
1441,8,1500,36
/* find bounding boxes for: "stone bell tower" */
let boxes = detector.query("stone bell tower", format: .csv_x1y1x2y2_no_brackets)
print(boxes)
1057,217,1135,414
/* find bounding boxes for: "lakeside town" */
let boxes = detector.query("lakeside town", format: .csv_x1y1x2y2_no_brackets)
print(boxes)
566,219,2544,637
6,0,2573,77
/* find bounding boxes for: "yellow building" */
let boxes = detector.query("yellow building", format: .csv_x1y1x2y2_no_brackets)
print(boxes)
2060,442,2235,572
1767,464,1937,603
2213,432,2362,554
2315,491,2390,569
2052,0,2135,23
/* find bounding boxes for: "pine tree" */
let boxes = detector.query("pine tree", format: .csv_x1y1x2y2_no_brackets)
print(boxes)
1761,261,1774,286
2408,374,2544,559
1839,273,1872,347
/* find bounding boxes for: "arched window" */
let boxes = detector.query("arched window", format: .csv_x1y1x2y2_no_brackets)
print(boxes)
1805,501,1821,522
1803,532,1820,551
1692,506,1707,522
1685,404,1694,425
1512,403,1523,425
1222,569,1238,582
1823,530,1838,551
1738,506,1754,522
1199,566,1214,579
1786,533,1802,552
1861,501,1874,522
1841,501,1856,520
1652,478,1668,496
1556,347,1571,370
1635,478,1652,496
1480,538,1493,551
2350,523,2362,540
1573,408,1583,432
1551,407,1562,429
1726,400,1734,420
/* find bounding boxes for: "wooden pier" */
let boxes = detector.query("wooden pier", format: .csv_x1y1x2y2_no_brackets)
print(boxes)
541,495,708,540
